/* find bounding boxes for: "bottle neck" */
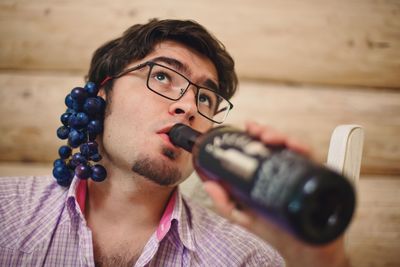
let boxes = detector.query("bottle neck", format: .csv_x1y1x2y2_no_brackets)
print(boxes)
168,123,202,153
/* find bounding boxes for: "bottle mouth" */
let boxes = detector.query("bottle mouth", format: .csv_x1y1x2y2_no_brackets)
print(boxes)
287,175,356,245
168,123,201,153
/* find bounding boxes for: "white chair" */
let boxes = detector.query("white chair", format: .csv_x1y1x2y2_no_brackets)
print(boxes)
326,124,364,187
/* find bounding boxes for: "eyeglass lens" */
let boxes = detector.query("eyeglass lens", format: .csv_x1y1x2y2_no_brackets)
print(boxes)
147,64,230,123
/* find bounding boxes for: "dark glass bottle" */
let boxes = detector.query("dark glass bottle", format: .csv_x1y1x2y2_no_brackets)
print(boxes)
169,123,356,245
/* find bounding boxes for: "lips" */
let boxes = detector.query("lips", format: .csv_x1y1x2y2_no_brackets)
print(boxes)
159,132,173,145
156,124,174,135
157,122,189,137
156,124,181,148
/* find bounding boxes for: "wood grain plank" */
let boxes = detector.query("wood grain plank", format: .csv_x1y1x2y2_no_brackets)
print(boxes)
346,177,400,267
0,72,83,163
0,72,399,174
0,0,399,88
0,162,52,177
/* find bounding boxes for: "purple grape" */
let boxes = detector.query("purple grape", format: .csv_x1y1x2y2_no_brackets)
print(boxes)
72,152,88,163
60,112,72,126
80,141,99,157
97,96,106,112
87,120,103,135
76,112,89,126
68,129,86,148
68,114,80,129
92,164,107,182
53,158,66,167
56,177,73,187
85,82,99,97
65,94,74,109
90,153,102,162
83,97,102,116
75,164,92,180
53,165,74,186
79,143,90,157
70,87,88,104
57,126,70,140
58,145,72,159
72,101,84,112
66,108,76,114
68,112,89,129
87,142,99,155
67,159,79,170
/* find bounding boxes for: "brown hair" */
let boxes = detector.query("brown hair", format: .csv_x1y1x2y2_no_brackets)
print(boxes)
87,19,238,100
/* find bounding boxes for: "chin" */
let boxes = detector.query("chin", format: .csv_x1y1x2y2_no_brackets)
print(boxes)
131,154,183,186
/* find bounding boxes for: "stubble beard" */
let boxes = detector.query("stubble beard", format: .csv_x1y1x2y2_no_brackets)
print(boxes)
131,147,183,186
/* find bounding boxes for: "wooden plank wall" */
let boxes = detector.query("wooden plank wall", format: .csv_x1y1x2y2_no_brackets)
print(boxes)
1,0,399,88
0,1,399,266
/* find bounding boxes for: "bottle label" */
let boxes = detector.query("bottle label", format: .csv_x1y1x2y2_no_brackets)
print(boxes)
203,132,270,180
251,150,309,209
197,128,309,211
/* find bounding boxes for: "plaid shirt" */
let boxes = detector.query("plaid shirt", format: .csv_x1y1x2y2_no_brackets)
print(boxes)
0,175,284,266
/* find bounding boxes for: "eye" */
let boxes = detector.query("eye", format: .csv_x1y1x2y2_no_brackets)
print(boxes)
198,93,214,109
152,71,171,84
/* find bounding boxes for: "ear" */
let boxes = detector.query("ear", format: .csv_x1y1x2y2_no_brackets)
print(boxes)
98,88,106,99
97,88,111,116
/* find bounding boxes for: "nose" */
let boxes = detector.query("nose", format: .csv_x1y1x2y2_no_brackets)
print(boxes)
168,86,197,123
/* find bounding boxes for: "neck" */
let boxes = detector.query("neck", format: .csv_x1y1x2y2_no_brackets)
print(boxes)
85,164,176,230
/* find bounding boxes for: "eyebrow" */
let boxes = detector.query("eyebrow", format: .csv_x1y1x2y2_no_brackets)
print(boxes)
203,79,219,92
150,56,220,92
151,56,191,76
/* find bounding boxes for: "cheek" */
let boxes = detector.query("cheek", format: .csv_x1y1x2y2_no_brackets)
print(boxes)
106,92,149,129
195,121,214,135
101,105,143,159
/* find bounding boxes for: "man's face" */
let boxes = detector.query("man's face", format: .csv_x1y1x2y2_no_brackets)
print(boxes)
100,41,218,186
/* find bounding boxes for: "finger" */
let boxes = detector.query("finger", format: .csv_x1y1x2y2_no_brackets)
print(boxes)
245,121,270,138
245,121,261,138
286,138,313,157
259,130,288,145
246,121,288,145
246,121,313,157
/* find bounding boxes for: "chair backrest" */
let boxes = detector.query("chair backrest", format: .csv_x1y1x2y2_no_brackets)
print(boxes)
326,125,364,186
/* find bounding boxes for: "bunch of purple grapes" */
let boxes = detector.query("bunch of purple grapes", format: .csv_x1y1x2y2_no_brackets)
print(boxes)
53,82,107,186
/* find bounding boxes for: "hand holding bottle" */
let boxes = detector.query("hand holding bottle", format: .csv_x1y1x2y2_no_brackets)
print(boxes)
202,121,352,267
169,120,355,245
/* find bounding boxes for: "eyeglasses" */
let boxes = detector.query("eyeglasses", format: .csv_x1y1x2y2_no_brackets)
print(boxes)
101,61,234,124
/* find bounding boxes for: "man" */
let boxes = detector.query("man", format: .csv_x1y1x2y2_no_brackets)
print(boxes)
0,19,349,266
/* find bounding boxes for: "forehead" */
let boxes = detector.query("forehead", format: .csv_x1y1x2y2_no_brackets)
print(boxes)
138,41,219,85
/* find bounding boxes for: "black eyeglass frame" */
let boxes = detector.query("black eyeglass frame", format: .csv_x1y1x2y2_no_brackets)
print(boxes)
102,61,234,124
